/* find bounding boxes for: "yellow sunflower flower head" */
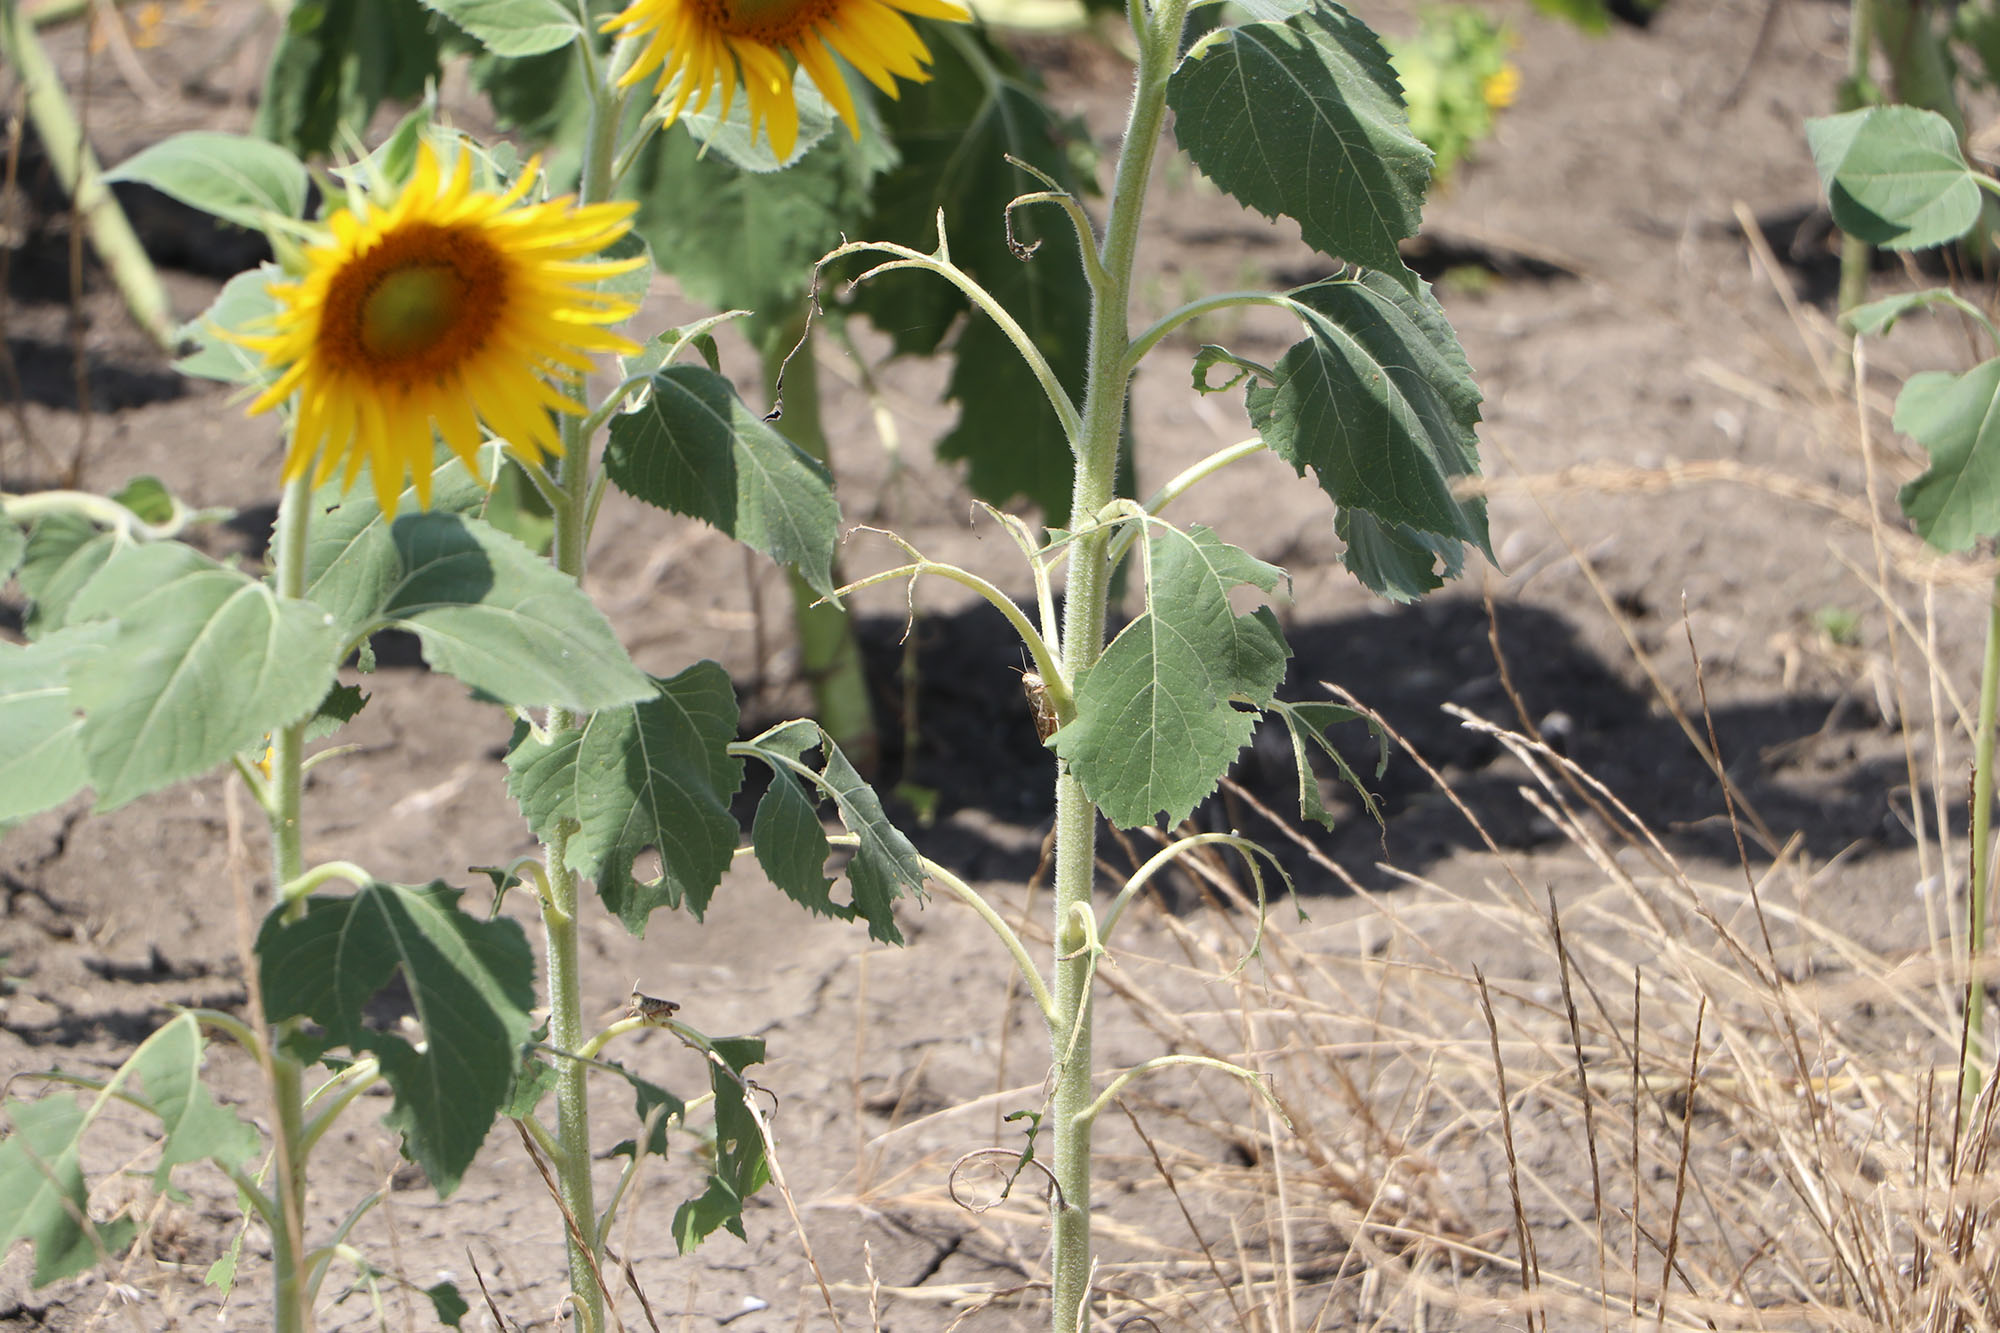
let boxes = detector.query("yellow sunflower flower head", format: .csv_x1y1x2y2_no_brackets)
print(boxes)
602,0,972,161
239,142,644,517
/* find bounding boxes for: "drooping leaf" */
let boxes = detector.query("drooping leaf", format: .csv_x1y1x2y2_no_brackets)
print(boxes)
1267,697,1382,832
501,1051,559,1119
1807,106,1983,251
105,132,309,230
128,1013,261,1191
570,662,746,934
0,1096,139,1287
848,24,1093,520
672,1037,770,1250
1845,287,1998,340
0,623,112,821
737,721,924,942
1335,508,1467,602
750,767,835,917
1169,1,1431,291
1053,524,1292,828
1894,358,2000,551
61,544,343,810
256,0,447,157
1246,271,1488,596
604,366,840,598
257,881,537,1195
420,0,578,54
310,509,651,711
17,515,117,638
606,1063,685,1159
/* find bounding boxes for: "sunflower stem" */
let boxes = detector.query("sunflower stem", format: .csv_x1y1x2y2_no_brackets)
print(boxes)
1046,0,1189,1326
530,44,618,1328
264,471,316,1333
1962,571,2000,1115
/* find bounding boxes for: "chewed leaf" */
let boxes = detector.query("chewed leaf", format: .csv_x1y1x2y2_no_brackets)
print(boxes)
672,1036,770,1249
257,881,536,1195
736,720,925,943
570,662,746,934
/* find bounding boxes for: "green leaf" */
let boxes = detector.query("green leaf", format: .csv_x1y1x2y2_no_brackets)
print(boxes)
255,0,447,157
1335,509,1465,602
1053,524,1291,828
502,718,582,842
751,768,835,917
0,623,112,821
128,1013,261,1191
425,1281,470,1327
257,881,537,1195
111,477,174,526
1807,106,1983,250
304,452,491,638
1845,287,1997,340
607,1063,685,1159
1267,697,1381,832
571,662,745,934
672,1037,770,1250
1246,271,1488,596
63,544,343,810
738,721,924,943
105,132,309,230
501,1051,559,1119
310,506,652,711
420,0,578,54
0,1095,138,1286
850,25,1093,520
304,682,370,744
1169,1,1431,291
175,268,281,384
604,365,840,598
17,515,117,637
1894,357,2000,551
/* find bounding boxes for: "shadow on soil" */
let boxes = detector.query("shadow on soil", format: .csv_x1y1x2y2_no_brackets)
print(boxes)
849,596,1909,893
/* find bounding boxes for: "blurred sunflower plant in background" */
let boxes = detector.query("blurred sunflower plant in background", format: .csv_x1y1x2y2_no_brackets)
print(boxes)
1386,4,1520,182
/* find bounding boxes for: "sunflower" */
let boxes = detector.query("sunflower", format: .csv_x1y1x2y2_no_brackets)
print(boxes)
240,143,643,516
603,0,971,161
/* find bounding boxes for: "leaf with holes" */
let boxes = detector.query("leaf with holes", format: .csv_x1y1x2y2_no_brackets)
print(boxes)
672,1036,770,1250
257,881,536,1194
569,662,746,934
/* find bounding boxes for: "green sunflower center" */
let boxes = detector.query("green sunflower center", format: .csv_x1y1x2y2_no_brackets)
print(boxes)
360,264,468,361
321,223,507,381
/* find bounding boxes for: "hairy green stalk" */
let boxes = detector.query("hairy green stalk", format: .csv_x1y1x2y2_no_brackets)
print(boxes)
527,32,627,1329
761,317,880,772
1963,571,2000,1114
265,472,316,1333
1047,0,1189,1324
